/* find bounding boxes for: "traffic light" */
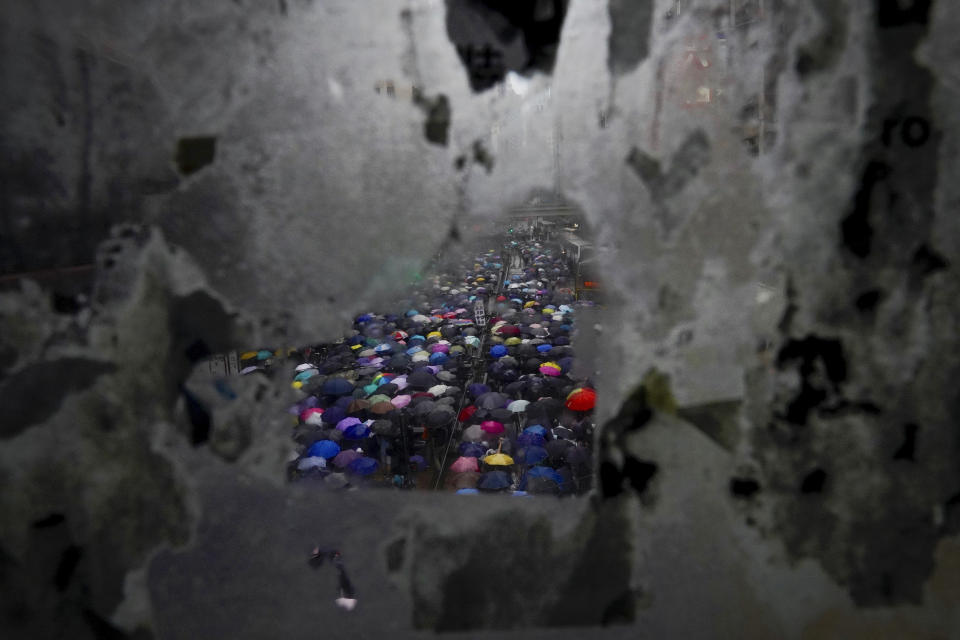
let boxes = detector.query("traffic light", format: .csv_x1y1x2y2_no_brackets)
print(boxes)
508,227,514,233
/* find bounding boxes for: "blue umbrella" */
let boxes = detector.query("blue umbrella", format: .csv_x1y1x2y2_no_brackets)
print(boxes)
256,349,273,360
478,470,512,492
511,490,531,497
343,424,371,440
374,343,393,354
406,309,419,317
409,335,426,343
468,383,490,398
409,454,426,469
490,344,508,358
523,424,548,437
294,369,318,382
459,442,486,458
334,396,354,410
456,488,479,495
519,445,548,465
347,335,364,346
347,457,378,476
356,314,374,323
536,344,553,353
322,378,355,396
429,352,449,365
406,345,423,355
306,440,340,459
526,466,562,483
321,406,347,425
517,432,545,447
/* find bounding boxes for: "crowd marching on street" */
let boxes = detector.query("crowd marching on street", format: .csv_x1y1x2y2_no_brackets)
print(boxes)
237,230,598,496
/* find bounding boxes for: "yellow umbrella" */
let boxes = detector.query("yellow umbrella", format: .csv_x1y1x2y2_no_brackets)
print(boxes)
476,277,485,282
505,337,522,346
291,380,303,390
426,331,442,339
483,440,514,466
524,301,539,308
240,351,258,360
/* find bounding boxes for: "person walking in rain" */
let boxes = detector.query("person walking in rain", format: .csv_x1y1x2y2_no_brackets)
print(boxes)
309,547,358,611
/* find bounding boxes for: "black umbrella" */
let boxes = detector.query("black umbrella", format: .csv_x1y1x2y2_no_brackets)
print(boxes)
407,369,437,389
476,392,510,410
426,405,456,427
478,470,512,492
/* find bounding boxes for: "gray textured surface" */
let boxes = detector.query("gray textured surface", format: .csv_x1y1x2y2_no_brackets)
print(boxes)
1,0,959,638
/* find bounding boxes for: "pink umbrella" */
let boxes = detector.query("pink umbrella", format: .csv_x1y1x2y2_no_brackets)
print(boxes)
392,376,409,390
300,408,325,425
481,420,505,435
336,417,362,431
429,343,450,354
390,394,412,408
539,362,562,377
332,450,362,468
450,456,479,473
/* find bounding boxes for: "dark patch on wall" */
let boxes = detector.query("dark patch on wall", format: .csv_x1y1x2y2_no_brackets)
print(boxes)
33,513,66,529
385,537,406,573
421,94,451,146
472,139,494,173
607,0,654,76
445,0,569,92
454,155,467,171
175,136,217,176
775,335,847,425
626,130,711,200
0,358,116,438
854,288,883,312
794,0,848,77
892,423,918,461
841,160,888,258
910,243,948,279
730,477,761,498
875,0,931,28
181,385,212,445
54,545,83,591
677,399,741,452
800,468,826,494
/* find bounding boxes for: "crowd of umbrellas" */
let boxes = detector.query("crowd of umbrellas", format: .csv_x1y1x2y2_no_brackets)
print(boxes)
238,235,597,496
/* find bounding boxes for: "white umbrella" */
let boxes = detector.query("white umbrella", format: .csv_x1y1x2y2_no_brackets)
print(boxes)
507,399,530,413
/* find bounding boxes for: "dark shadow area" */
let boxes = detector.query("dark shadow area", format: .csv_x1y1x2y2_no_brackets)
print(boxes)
446,0,569,92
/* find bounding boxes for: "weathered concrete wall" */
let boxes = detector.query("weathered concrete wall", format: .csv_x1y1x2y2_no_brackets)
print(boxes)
1,0,958,638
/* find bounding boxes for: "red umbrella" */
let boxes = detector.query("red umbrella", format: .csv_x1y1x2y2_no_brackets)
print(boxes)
496,325,521,336
565,387,597,411
458,405,478,422
496,295,507,301
481,420,504,435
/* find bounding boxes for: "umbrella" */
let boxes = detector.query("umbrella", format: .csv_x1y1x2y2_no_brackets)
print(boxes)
483,443,514,466
458,405,478,422
526,476,560,495
497,325,521,336
481,420,505,435
297,456,327,471
507,399,530,413
370,401,396,415
458,441,486,458
476,392,509,410
301,408,325,426
343,423,371,440
294,369,319,382
468,383,491,398
426,405,456,427
545,439,569,462
347,457,379,476
565,387,597,411
489,344,508,358
336,417,362,432
517,432,545,447
346,399,371,415
322,378,355,396
447,471,481,490
539,362,562,376
333,449,362,468
407,369,437,390
462,425,485,442
370,418,396,435
456,488,480,495
306,440,340,459
390,394,412,408
409,454,427,470
321,406,347,425
523,424,548,437
478,470,512,491
427,384,449,397
526,466,563,483
450,456,480,473
520,445,548,465
367,394,391,405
